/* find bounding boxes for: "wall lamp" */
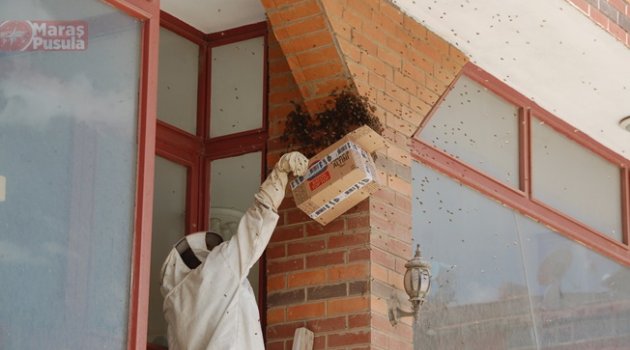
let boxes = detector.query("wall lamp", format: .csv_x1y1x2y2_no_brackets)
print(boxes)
388,244,431,326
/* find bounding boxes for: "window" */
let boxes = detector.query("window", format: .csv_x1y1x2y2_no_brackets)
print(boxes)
418,75,520,188
148,157,187,345
412,162,630,349
210,36,265,137
209,152,264,299
412,63,630,349
147,13,268,348
0,0,148,348
413,62,630,265
157,27,200,134
531,117,622,241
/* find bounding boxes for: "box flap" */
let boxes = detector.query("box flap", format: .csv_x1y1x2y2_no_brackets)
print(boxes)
311,125,387,163
345,125,388,154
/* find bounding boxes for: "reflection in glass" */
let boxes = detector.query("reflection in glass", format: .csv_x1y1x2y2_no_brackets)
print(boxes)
518,219,630,348
417,75,519,187
157,27,199,134
413,164,537,349
0,1,141,348
531,118,622,241
209,152,262,299
147,157,188,346
412,162,630,349
210,37,264,138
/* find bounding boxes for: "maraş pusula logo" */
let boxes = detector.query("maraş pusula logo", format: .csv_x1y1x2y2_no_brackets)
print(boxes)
0,20,33,51
0,20,87,52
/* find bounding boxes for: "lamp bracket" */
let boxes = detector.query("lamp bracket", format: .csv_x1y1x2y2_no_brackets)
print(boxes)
388,293,419,326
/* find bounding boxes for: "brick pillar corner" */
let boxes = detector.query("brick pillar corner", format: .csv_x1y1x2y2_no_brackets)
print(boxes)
263,0,469,349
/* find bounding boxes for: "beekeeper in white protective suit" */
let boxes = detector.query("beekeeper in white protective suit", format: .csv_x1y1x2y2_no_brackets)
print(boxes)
160,151,309,350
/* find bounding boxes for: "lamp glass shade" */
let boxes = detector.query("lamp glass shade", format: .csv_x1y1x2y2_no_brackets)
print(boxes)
403,246,431,303
404,265,431,302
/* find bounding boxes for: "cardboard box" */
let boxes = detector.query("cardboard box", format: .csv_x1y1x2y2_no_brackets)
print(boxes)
290,126,387,225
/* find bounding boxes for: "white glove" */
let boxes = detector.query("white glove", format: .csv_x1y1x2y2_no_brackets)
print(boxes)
255,152,309,210
276,151,309,176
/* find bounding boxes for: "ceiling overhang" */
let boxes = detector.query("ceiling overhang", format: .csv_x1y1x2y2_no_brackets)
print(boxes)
394,0,630,158
162,0,630,158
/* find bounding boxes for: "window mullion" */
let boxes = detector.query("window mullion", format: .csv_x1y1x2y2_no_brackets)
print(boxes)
519,107,532,197
622,166,630,245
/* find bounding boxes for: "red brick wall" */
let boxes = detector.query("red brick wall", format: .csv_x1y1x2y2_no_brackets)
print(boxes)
566,0,630,47
263,1,468,349
261,0,351,115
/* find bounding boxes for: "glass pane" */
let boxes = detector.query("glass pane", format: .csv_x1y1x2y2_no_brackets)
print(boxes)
210,36,264,138
147,157,187,347
157,27,199,134
517,218,630,349
412,162,630,349
417,75,520,187
531,118,622,240
412,164,537,349
209,152,262,298
0,1,141,349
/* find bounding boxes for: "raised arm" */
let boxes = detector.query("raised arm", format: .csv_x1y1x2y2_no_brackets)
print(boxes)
222,152,308,279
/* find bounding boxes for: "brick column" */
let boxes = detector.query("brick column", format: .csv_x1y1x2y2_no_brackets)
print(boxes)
263,1,468,349
262,0,353,114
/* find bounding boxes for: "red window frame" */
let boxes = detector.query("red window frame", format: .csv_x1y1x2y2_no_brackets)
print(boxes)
157,11,269,231
98,1,160,350
152,11,270,347
413,62,630,266
156,12,208,236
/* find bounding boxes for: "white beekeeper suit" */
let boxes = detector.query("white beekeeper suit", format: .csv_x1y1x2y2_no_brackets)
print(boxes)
160,152,308,350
